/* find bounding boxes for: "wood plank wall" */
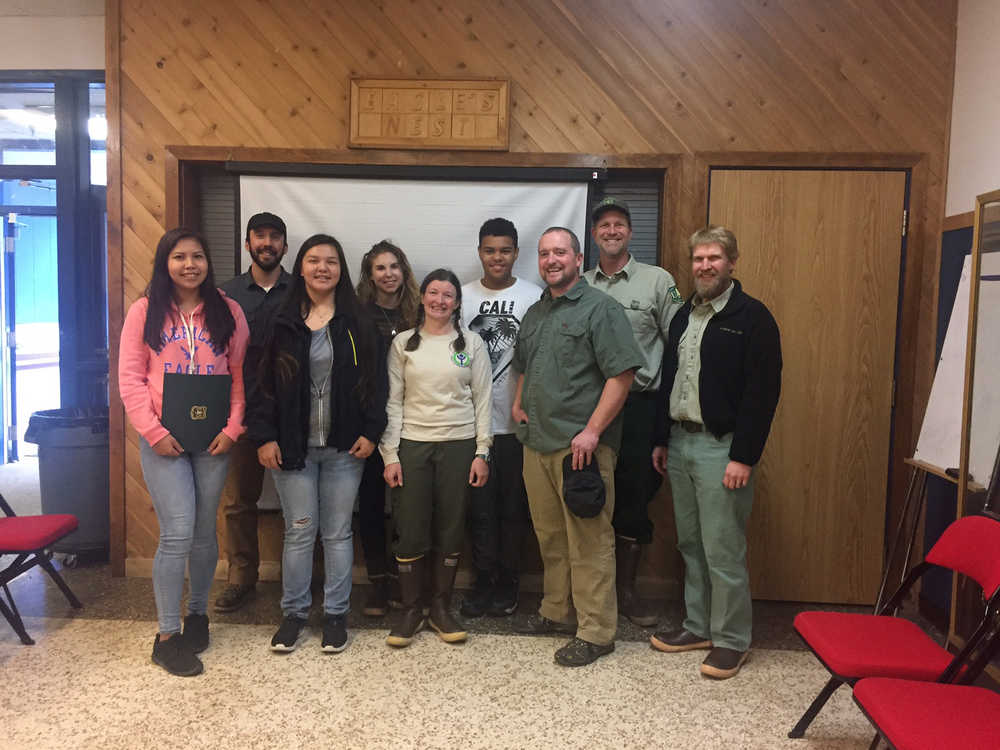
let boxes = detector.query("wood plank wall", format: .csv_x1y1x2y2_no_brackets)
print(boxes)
108,0,958,591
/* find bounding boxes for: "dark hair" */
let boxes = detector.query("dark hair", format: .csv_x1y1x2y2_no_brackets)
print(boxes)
478,217,518,247
271,234,379,405
405,268,465,353
142,227,235,353
355,240,420,329
540,226,581,255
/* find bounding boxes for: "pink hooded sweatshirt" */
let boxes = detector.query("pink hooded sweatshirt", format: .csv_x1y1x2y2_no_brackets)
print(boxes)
118,294,250,447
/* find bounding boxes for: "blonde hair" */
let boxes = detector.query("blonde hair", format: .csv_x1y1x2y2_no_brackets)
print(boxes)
688,225,739,262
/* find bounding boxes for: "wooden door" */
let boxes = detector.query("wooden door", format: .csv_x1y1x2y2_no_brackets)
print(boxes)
708,169,906,603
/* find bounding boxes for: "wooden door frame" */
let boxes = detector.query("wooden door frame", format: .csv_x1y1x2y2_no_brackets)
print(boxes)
687,152,935,595
107,144,682,575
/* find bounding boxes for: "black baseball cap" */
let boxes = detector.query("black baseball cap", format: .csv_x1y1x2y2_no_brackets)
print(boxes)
591,197,631,225
246,212,287,238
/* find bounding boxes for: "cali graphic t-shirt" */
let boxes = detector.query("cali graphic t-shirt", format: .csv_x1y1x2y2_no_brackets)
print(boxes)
462,277,543,434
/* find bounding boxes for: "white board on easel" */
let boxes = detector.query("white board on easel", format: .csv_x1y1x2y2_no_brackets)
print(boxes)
914,253,1000,486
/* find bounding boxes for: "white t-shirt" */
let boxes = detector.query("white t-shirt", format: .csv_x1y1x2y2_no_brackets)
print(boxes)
461,277,544,435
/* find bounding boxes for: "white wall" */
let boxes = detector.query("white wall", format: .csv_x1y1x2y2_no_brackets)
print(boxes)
945,0,1000,217
0,1,103,70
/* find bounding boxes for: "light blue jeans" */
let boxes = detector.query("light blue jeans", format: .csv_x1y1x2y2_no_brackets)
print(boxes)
271,447,364,618
140,439,230,634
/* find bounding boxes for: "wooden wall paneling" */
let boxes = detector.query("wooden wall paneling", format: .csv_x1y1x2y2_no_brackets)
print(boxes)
378,0,598,152
491,0,684,152
171,0,331,147
132,2,287,147
445,0,655,152
738,3,912,150
121,9,233,145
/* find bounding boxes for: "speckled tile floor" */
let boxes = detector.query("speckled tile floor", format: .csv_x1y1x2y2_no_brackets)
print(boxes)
0,561,888,749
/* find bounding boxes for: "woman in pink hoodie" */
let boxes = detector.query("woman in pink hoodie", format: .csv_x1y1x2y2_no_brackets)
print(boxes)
119,227,249,677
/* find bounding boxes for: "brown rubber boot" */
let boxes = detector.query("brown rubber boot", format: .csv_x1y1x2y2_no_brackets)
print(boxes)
386,556,427,648
428,552,467,643
363,574,389,617
616,537,659,627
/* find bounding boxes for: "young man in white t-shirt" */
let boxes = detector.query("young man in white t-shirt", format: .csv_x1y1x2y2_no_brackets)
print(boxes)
460,218,543,617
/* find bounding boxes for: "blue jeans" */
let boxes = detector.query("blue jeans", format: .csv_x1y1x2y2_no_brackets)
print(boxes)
140,439,230,634
271,447,364,618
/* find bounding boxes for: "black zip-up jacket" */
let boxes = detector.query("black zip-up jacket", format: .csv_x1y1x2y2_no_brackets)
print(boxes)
245,304,388,471
654,279,782,466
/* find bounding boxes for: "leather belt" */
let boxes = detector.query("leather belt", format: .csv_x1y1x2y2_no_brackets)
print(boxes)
679,420,704,434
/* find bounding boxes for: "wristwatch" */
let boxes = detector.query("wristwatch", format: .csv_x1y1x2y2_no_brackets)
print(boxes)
475,452,490,464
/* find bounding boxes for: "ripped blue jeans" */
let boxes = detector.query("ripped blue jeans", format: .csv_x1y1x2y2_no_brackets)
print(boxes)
271,446,364,618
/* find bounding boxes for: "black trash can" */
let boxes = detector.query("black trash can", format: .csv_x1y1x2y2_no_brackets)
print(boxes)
24,407,109,555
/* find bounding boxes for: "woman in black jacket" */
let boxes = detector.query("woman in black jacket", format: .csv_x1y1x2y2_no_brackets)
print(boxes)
247,234,387,654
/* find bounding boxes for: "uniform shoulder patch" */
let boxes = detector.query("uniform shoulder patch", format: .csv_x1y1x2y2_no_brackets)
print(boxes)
668,286,683,303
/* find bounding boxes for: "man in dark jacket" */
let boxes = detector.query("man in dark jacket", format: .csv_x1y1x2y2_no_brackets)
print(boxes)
215,212,290,612
650,225,781,680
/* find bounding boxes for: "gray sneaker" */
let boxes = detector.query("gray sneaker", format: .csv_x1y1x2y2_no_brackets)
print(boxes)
554,637,614,667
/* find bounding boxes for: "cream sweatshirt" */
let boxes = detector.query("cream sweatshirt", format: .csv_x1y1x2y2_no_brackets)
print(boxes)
379,327,493,465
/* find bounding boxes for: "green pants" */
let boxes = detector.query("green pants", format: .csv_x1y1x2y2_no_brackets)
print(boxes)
392,438,475,558
666,424,754,651
523,443,618,646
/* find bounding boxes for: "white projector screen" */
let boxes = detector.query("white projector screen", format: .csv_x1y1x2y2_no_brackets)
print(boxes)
239,175,589,287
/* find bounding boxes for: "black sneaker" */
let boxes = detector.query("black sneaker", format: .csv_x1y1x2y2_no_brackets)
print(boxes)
214,583,255,613
489,571,519,616
270,616,307,652
182,613,210,654
460,572,494,618
554,637,615,667
152,633,203,676
321,614,348,653
513,612,576,636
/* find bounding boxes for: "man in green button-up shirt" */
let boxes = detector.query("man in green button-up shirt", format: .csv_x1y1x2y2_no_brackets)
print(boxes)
511,227,644,667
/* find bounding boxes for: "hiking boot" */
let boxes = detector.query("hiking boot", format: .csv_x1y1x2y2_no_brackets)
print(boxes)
489,570,519,616
554,637,615,667
270,615,308,652
650,628,713,653
321,614,348,653
514,612,576,636
428,552,467,643
363,575,389,617
152,633,203,677
386,556,426,648
181,613,210,654
700,647,749,679
214,583,255,613
459,572,494,618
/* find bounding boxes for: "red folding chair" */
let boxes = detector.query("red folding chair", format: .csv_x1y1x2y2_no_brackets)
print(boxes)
852,619,1000,750
0,492,82,644
788,514,1000,739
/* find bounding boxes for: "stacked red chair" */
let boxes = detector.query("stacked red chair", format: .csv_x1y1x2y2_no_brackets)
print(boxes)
788,514,1000,739
0,493,83,644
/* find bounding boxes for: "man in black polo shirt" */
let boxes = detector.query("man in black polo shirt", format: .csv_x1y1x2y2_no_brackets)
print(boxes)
651,225,781,680
214,212,291,612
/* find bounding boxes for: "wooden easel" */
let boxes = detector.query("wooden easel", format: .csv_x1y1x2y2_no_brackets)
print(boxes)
875,457,984,613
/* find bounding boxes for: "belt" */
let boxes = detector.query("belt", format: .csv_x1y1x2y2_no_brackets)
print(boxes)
679,420,704,434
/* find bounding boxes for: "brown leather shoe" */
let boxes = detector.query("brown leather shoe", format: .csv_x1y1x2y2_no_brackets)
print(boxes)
700,647,749,679
650,628,713,653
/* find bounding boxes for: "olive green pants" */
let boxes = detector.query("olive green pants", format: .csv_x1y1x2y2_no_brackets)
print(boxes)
392,438,475,559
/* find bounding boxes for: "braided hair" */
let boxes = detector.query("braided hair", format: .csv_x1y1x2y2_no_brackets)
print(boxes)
405,268,465,353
